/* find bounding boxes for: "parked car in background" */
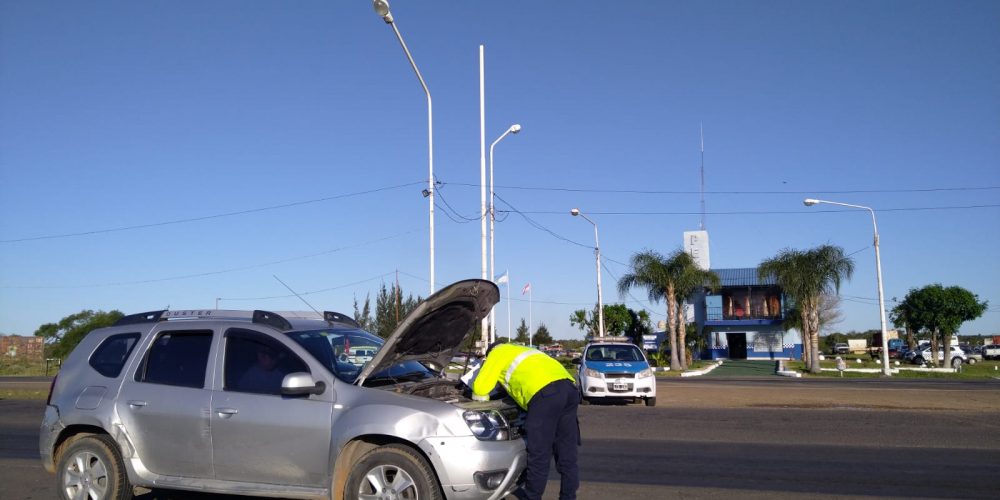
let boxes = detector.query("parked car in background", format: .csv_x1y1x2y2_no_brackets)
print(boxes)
982,344,1000,360
832,343,850,354
39,280,526,500
959,345,981,364
573,337,656,406
909,345,967,368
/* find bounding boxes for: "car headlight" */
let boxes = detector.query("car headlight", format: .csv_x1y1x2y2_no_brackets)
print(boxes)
584,368,603,378
636,368,653,378
463,410,510,441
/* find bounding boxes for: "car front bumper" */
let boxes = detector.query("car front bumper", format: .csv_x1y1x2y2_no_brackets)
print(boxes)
580,375,656,399
418,436,525,500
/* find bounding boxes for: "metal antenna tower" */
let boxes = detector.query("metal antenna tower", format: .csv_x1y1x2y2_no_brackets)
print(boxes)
700,123,706,230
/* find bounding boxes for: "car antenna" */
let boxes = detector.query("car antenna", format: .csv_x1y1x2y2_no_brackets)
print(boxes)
273,275,323,318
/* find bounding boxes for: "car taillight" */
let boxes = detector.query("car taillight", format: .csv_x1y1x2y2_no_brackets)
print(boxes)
46,374,58,405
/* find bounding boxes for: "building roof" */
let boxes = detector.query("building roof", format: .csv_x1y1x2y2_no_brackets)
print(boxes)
711,267,777,287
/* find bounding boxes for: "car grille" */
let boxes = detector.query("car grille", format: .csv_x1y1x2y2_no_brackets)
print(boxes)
500,406,525,440
605,372,635,379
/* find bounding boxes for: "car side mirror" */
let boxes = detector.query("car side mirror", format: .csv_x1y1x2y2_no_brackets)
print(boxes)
571,358,581,365
281,372,326,396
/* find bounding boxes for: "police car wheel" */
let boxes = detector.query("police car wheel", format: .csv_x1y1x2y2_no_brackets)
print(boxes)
645,397,656,407
579,394,590,405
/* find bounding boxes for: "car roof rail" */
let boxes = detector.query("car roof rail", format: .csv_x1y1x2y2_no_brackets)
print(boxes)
114,310,168,326
323,311,361,328
123,309,294,331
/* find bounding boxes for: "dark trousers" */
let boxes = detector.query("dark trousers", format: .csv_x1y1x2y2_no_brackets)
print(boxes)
521,379,580,500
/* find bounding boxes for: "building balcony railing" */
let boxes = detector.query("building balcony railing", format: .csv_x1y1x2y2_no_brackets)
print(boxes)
706,306,783,322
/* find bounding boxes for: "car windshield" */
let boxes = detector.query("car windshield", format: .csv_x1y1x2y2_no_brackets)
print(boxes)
585,344,645,362
285,327,433,384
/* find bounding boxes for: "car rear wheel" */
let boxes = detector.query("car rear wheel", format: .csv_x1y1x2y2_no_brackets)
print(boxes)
645,397,656,407
967,357,977,365
914,356,925,365
951,357,963,369
345,443,442,500
56,434,131,500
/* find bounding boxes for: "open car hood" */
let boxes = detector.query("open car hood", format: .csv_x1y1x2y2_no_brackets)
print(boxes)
356,279,499,385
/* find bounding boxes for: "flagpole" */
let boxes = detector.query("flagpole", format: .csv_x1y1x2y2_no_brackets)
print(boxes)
506,269,511,342
528,286,533,347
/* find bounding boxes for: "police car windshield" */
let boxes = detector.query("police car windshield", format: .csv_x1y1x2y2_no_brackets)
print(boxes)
585,344,644,362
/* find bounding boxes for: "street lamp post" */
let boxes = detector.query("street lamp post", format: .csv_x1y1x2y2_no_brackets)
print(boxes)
804,198,891,376
373,0,436,294
488,124,521,343
571,208,605,339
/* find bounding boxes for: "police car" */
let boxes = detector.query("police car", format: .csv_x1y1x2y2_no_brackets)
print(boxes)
572,337,656,406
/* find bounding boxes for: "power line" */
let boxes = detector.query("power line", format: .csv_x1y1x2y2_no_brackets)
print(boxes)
499,204,1000,216
1,181,424,243
1,230,417,289
219,271,398,301
447,181,1000,196
493,193,591,250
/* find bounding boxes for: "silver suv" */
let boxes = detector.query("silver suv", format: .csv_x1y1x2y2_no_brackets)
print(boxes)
39,279,525,500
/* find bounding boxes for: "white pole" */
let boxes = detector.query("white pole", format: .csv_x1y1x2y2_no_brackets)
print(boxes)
528,286,533,347
489,125,520,343
479,45,488,350
804,198,891,376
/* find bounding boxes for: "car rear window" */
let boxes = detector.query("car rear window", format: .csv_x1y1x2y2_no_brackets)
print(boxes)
135,330,213,388
89,333,141,378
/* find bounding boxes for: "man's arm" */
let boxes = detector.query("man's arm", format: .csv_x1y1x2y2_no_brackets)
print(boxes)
471,354,504,401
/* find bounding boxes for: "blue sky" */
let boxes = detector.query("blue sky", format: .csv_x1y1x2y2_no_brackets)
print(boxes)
2,0,998,340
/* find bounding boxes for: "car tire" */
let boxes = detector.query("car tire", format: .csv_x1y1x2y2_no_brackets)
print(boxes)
967,358,977,365
645,397,656,407
56,434,131,500
580,394,590,405
951,357,963,369
345,444,442,500
914,357,925,365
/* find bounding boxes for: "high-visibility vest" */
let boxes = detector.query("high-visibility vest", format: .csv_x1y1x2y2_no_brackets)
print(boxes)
471,344,575,409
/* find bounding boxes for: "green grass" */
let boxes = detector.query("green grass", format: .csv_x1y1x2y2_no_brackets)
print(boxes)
0,358,55,376
785,359,1000,379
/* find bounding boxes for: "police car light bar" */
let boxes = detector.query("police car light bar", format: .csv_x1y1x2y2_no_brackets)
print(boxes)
592,336,631,343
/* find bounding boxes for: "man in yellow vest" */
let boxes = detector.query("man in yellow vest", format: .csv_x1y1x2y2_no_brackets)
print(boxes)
471,343,580,500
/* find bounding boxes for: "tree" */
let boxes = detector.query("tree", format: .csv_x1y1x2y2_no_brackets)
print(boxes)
372,282,421,338
352,293,374,332
625,309,652,347
35,310,124,359
568,303,642,340
785,293,844,356
533,323,554,346
514,319,530,344
895,284,987,367
672,257,720,369
617,249,718,371
759,245,854,374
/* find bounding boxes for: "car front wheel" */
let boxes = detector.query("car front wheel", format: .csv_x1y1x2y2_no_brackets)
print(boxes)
56,434,131,500
645,397,656,407
345,444,442,500
951,358,963,369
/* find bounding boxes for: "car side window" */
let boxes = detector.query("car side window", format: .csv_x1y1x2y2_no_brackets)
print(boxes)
224,329,309,396
89,333,140,378
135,330,213,388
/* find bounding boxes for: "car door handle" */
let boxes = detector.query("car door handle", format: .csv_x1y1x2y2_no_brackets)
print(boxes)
127,400,147,409
215,408,238,418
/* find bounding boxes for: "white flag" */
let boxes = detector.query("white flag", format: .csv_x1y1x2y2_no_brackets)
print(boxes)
494,272,509,285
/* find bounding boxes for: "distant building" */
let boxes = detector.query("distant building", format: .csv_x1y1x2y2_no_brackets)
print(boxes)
0,335,45,362
691,268,802,361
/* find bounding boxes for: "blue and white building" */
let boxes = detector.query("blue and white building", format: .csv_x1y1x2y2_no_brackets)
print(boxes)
691,268,802,360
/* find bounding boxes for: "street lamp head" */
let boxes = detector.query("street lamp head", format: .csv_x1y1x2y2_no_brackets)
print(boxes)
509,124,522,134
421,188,431,198
803,198,820,206
373,0,393,23
570,208,580,216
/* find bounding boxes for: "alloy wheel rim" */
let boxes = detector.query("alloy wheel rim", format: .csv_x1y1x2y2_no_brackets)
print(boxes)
357,464,418,500
63,450,109,500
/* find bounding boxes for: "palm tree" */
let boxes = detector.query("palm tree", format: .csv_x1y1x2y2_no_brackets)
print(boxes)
759,245,854,374
617,249,718,371
672,257,720,369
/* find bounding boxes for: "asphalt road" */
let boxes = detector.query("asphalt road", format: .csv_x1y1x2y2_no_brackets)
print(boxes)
2,377,999,499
